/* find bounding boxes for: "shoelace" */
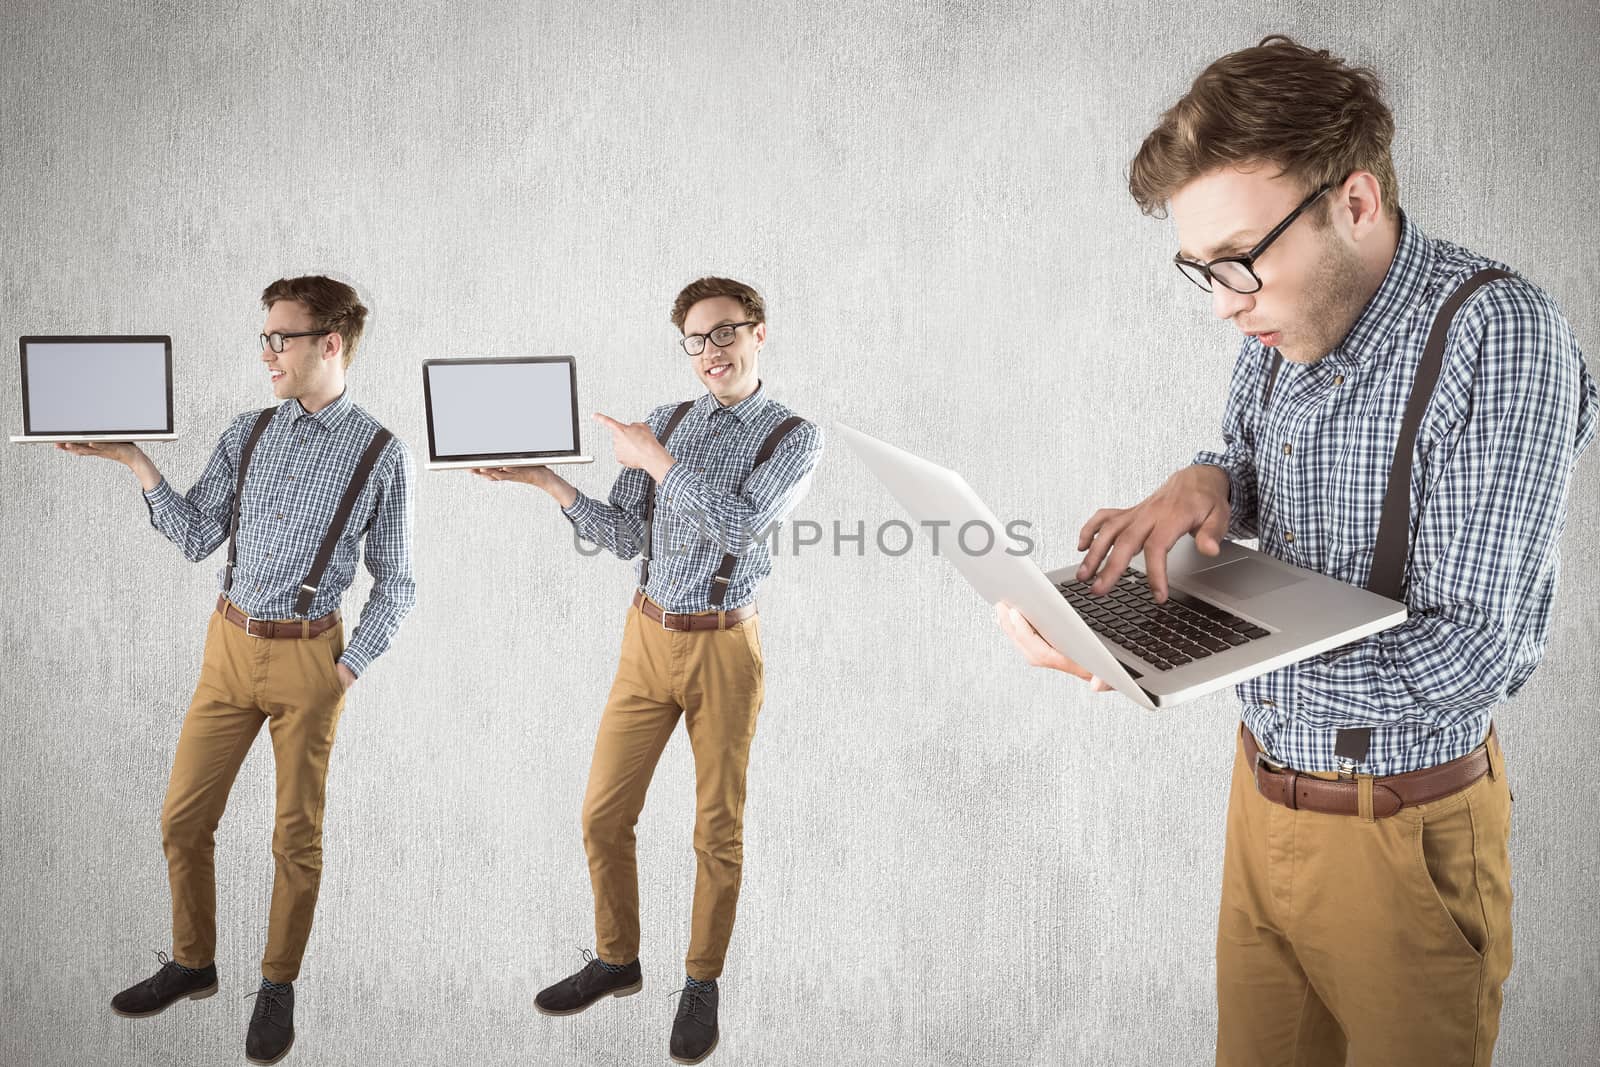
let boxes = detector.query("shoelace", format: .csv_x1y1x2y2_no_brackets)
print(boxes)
667,986,711,1023
576,947,629,975
243,987,289,1024
142,950,186,991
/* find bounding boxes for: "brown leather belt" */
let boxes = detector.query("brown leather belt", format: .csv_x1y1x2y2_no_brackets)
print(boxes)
1243,725,1492,818
631,589,756,632
216,595,340,639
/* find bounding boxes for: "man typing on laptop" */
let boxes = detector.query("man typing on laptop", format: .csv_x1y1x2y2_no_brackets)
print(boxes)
995,37,1596,1065
61,275,415,1065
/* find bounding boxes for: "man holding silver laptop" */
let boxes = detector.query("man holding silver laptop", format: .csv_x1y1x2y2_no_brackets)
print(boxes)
474,276,822,1064
994,38,1597,1064
60,275,415,1065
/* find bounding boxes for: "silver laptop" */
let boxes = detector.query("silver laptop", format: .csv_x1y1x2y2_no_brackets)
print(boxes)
837,422,1407,709
422,356,595,470
10,335,178,443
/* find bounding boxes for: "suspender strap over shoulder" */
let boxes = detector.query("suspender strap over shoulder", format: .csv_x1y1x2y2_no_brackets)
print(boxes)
706,414,807,607
292,427,395,616
638,400,695,589
1332,266,1511,769
223,407,277,594
1366,268,1511,602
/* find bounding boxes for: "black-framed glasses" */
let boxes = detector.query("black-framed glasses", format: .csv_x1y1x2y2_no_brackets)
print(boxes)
679,322,756,356
260,330,331,354
1174,182,1333,294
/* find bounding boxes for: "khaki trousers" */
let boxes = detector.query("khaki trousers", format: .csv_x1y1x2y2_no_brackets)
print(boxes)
1216,725,1513,1066
582,599,765,981
161,602,348,983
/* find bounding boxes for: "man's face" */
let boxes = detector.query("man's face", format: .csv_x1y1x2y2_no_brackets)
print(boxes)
682,295,764,404
1169,166,1367,365
261,299,341,401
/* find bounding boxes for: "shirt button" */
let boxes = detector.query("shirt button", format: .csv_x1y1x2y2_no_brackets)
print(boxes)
287,475,295,481
1284,531,1295,543
1333,374,1345,386
276,513,284,520
1282,443,1292,455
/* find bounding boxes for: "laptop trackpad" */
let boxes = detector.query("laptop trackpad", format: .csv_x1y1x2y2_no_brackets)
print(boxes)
1184,558,1304,601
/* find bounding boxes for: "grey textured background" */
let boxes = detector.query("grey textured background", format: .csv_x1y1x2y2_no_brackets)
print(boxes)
3,2,1598,1065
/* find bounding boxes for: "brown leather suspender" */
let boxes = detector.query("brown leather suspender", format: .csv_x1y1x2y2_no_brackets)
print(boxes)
223,407,277,595
638,401,808,605
706,415,806,607
1258,267,1512,766
293,427,394,615
222,405,395,618
638,400,696,590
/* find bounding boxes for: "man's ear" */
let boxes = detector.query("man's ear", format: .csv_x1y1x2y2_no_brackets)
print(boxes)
322,331,343,364
1339,170,1386,239
752,321,767,347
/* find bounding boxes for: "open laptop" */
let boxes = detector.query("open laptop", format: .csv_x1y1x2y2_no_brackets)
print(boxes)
422,356,595,470
836,422,1407,710
10,335,177,443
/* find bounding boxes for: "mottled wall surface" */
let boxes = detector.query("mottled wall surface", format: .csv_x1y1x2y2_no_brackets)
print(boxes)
3,1,1597,1064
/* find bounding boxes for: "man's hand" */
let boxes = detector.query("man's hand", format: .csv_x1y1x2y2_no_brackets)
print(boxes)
593,413,674,481
336,663,357,691
994,601,1114,690
1075,464,1232,602
57,440,162,491
472,464,578,507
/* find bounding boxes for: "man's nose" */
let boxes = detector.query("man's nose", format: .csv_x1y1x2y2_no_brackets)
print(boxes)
1211,284,1253,321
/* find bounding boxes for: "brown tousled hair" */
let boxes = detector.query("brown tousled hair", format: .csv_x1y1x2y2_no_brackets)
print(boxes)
1128,36,1399,219
670,277,766,332
260,275,369,368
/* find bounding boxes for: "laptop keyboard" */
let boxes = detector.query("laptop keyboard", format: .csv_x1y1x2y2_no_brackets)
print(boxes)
1056,568,1271,673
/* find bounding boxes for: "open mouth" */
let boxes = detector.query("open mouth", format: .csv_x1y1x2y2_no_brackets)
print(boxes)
269,369,285,383
706,363,732,380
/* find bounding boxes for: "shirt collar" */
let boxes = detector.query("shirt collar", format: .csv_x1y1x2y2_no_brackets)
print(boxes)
703,379,769,424
1326,209,1433,368
289,388,355,431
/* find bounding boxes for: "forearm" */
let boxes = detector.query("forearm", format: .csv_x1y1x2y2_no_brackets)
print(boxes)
653,457,815,556
541,472,578,509
561,488,645,559
1295,607,1509,727
142,478,229,561
1190,454,1257,539
338,577,416,678
125,451,162,493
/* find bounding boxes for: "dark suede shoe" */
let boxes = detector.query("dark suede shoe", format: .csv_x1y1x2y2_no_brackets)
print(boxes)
669,982,719,1064
110,951,218,1018
534,949,643,1016
244,983,295,1065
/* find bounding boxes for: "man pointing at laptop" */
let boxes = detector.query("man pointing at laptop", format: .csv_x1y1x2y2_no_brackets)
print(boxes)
474,276,823,1063
996,37,1596,1064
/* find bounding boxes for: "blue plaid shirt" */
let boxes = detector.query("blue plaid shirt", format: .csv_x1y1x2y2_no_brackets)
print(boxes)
562,382,824,613
1193,211,1598,775
143,391,417,678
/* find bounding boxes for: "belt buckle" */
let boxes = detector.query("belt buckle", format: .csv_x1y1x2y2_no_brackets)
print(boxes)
1254,749,1286,775
659,607,691,633
243,615,269,639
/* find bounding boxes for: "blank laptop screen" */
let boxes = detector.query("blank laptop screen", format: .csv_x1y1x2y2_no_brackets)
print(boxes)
427,359,578,458
22,337,172,433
